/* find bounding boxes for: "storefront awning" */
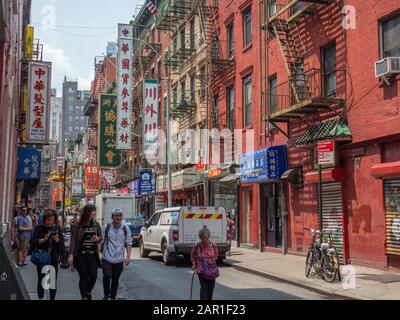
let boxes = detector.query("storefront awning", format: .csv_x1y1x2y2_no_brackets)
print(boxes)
296,119,351,146
219,173,240,182
281,168,302,184
371,161,400,179
304,167,345,184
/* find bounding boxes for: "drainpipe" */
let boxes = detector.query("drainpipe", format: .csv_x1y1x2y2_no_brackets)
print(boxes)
259,0,263,142
258,184,263,252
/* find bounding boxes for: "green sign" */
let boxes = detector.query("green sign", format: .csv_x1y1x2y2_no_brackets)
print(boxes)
98,94,121,167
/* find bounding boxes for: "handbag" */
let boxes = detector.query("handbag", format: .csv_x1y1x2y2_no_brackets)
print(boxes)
31,236,52,266
198,244,219,280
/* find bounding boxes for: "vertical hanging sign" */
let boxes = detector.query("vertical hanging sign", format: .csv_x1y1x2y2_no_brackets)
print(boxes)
98,94,121,167
117,24,133,149
26,61,51,144
143,80,159,162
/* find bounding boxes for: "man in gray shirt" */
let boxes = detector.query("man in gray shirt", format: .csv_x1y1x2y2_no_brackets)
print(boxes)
16,207,33,266
101,208,132,300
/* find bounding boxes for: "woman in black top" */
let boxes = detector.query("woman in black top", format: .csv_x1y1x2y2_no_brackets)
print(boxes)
30,209,65,300
69,204,102,300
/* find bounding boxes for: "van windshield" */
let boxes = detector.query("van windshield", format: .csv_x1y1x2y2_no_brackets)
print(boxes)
160,211,180,225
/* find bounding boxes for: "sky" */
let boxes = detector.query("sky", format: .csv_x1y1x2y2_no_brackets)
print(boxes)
31,0,143,96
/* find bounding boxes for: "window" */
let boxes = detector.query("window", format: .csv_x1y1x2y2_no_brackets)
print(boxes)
68,88,74,93
213,95,219,129
69,116,73,122
81,116,85,122
151,67,155,79
68,96,74,103
75,116,80,124
160,211,179,225
149,212,162,226
322,43,337,97
68,126,73,133
68,106,73,112
158,60,162,79
227,22,234,59
381,14,400,57
200,66,206,100
190,76,196,102
180,80,186,102
173,35,178,53
269,0,277,17
172,87,178,105
243,8,252,47
243,76,252,126
190,20,196,49
227,86,235,130
180,27,186,49
269,75,278,114
291,2,303,15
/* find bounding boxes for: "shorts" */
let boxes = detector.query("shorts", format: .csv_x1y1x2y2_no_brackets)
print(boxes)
18,237,29,252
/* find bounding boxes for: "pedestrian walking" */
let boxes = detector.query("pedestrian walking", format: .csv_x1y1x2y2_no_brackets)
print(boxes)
38,207,45,225
191,227,220,301
226,212,236,255
101,208,132,300
16,207,33,266
12,207,21,262
29,209,65,300
68,204,102,300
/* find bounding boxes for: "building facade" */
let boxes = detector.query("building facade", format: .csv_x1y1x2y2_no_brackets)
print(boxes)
50,88,63,155
61,79,90,154
0,0,32,225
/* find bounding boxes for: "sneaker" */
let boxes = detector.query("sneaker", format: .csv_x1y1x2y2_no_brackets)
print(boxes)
102,296,109,301
86,293,92,300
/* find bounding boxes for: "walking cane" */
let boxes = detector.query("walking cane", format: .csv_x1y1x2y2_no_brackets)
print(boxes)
189,270,195,300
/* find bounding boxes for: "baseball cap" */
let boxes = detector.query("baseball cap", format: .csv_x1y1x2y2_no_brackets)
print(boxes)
112,208,123,217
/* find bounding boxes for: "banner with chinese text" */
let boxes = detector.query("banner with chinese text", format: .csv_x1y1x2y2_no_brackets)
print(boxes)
16,147,41,180
98,94,121,167
27,61,51,144
143,80,159,161
117,24,133,149
84,164,99,195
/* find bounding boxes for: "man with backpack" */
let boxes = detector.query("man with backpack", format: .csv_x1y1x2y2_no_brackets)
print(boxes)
101,208,132,300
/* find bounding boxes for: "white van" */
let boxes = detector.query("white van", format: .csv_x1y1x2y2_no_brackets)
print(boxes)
139,207,231,265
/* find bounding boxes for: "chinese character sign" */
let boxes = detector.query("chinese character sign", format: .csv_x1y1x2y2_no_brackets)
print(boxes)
143,80,159,161
98,94,121,167
84,164,99,195
240,145,288,183
72,179,83,195
27,61,51,143
117,24,133,149
17,147,41,180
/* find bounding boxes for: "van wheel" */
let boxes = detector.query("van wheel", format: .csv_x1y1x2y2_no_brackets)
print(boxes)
139,239,150,258
217,254,226,264
162,243,176,266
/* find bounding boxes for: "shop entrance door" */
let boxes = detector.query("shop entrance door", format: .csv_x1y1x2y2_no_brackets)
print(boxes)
241,188,252,244
265,183,282,248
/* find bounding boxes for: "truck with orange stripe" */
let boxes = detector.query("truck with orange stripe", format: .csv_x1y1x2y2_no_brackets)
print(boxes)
139,207,231,266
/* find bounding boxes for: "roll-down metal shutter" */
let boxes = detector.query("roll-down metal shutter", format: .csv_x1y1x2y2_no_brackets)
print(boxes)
384,180,400,256
320,182,345,264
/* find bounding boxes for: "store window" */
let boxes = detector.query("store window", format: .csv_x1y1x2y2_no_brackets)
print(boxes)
384,180,400,256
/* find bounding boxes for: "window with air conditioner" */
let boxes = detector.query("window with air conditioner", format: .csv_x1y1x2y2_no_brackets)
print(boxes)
227,86,235,130
382,13,400,58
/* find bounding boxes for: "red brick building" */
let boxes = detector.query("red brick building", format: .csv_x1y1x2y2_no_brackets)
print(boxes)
0,0,32,226
212,0,400,270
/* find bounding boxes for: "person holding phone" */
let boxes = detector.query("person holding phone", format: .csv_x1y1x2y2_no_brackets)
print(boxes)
29,209,65,300
69,204,102,300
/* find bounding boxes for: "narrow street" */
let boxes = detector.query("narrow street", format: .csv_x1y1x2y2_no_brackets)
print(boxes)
20,248,329,300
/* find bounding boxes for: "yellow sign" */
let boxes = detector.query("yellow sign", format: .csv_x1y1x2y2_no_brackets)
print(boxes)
26,26,34,60
65,198,71,206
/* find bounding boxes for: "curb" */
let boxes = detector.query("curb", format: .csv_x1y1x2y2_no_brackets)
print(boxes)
223,260,358,300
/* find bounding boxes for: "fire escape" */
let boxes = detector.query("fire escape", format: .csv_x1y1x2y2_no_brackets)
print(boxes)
266,0,346,132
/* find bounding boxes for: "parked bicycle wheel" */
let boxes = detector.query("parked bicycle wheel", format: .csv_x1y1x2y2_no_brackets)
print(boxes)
305,248,314,277
322,255,337,283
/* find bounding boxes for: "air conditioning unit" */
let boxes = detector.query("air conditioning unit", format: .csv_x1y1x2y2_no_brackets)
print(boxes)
375,57,400,78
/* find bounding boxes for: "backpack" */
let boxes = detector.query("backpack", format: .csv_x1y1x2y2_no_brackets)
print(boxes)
101,223,128,253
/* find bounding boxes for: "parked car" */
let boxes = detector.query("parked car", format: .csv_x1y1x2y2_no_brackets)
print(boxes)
123,218,144,246
139,207,230,265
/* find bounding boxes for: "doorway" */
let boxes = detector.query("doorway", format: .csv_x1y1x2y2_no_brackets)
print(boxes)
264,183,282,248
241,187,253,244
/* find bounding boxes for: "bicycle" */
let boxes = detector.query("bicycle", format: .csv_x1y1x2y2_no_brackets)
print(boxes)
304,228,342,283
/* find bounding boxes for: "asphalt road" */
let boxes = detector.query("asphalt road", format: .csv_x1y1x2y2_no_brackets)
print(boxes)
116,248,330,300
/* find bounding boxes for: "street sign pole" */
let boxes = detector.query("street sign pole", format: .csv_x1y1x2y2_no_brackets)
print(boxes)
62,159,67,226
318,164,323,231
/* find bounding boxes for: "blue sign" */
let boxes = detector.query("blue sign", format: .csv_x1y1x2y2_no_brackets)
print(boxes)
129,179,140,195
240,145,288,183
17,147,41,180
139,170,153,195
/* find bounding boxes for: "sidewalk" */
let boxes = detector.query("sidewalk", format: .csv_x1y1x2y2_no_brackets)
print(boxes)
225,243,400,300
19,261,103,300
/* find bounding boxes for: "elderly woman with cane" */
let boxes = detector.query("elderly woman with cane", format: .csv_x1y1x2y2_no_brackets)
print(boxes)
191,226,219,300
